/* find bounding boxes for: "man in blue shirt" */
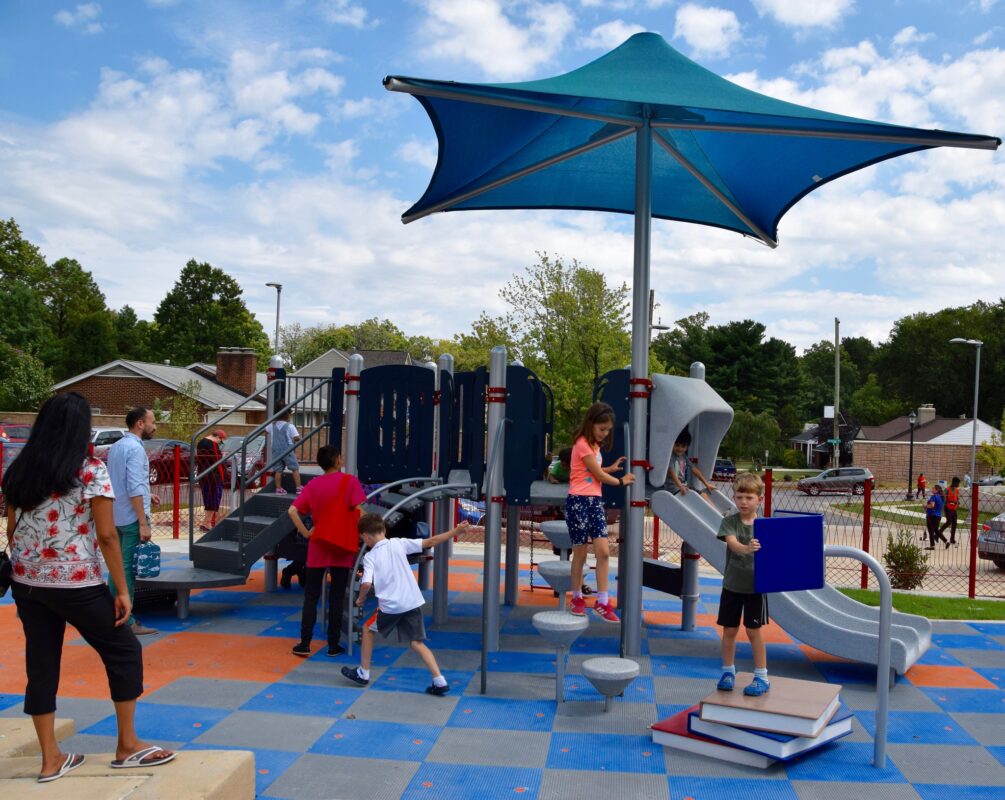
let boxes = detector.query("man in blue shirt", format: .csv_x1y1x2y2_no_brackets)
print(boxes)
925,484,947,550
107,407,159,635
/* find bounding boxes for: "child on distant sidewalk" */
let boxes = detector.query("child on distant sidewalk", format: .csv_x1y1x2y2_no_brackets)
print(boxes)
341,513,470,695
716,472,771,697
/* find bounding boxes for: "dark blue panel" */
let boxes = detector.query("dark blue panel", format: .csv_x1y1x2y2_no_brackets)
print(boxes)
451,367,487,491
327,368,345,449
356,365,435,483
754,512,825,593
503,365,552,505
438,369,454,481
594,368,630,509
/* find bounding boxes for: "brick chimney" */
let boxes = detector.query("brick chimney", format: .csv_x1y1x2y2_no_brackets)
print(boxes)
215,348,258,397
917,404,937,427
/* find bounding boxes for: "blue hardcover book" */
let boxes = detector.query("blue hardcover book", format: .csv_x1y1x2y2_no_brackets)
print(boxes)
753,512,824,593
688,707,853,761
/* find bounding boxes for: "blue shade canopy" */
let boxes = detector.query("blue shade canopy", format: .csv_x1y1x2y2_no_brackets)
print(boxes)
385,32,999,246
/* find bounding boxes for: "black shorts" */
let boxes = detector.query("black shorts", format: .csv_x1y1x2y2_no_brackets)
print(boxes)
367,606,426,643
717,588,769,629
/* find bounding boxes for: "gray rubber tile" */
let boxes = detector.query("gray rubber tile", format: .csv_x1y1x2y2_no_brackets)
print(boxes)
261,753,419,800
250,592,306,607
946,649,1005,668
193,709,334,752
792,780,921,799
282,660,387,687
465,670,559,700
0,696,113,730
887,743,1005,785
498,634,558,653
187,617,279,636
539,768,671,799
647,637,722,658
347,689,458,726
425,727,550,768
552,700,655,735
394,649,482,671
837,683,941,712
932,621,986,634
660,745,789,779
651,676,713,706
951,712,1005,745
143,677,270,709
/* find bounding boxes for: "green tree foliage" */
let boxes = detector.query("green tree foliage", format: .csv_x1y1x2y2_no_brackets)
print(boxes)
113,306,153,361
0,283,51,354
0,342,52,411
720,409,782,463
0,218,47,284
848,374,904,425
279,318,433,370
159,380,203,442
978,412,1005,478
152,259,271,368
437,313,522,372
799,341,861,421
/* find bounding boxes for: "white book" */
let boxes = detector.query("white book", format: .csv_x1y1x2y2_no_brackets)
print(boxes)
689,707,853,760
651,706,777,770
699,673,842,738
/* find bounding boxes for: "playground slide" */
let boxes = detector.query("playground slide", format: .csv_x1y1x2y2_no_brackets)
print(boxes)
650,489,931,675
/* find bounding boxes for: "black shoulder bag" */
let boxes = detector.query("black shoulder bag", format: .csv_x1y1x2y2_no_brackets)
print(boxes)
0,513,22,598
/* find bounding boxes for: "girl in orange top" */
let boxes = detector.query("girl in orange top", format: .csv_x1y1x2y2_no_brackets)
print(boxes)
940,476,961,546
566,402,634,622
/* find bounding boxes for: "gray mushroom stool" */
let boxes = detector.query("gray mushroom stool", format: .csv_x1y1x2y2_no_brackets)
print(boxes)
581,657,640,712
532,610,589,703
537,560,573,611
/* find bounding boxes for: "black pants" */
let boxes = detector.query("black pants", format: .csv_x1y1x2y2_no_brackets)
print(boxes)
927,515,947,547
299,567,351,648
12,582,143,716
939,508,959,541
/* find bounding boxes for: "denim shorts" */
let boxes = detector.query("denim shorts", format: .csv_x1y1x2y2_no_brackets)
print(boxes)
564,494,608,546
279,453,299,471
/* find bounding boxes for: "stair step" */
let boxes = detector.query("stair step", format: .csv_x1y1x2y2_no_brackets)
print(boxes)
197,540,240,552
225,515,280,528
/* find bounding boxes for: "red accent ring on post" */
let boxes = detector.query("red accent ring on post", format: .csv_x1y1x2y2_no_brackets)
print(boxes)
345,389,360,396
629,391,650,398
345,374,360,382
490,495,506,504
684,552,701,561
433,390,442,405
629,377,654,388
630,459,653,470
630,500,649,508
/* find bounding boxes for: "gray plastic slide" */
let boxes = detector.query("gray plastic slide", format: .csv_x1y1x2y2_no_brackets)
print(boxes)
650,488,931,675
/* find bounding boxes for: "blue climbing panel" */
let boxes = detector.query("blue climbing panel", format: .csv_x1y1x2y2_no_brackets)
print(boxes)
438,369,454,481
593,368,631,510
451,367,487,492
356,365,435,483
503,364,553,505
328,367,345,449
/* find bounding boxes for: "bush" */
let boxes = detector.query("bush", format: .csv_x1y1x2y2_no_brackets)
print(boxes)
780,448,805,469
883,529,929,591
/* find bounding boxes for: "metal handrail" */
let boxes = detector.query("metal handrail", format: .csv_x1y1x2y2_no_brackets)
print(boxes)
363,476,442,504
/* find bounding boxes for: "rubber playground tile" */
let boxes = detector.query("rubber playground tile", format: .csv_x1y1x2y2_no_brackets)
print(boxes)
967,622,1005,636
547,732,665,773
989,746,1005,769
560,674,655,705
446,695,556,732
184,742,300,796
913,785,1005,800
907,665,998,689
191,589,260,604
241,681,362,717
260,753,420,800
650,655,721,680
798,645,856,664
541,768,672,800
423,629,483,651
734,642,808,662
887,743,1005,786
950,713,1005,746
309,718,441,761
517,590,569,608
782,742,907,783
192,709,335,752
485,650,558,674
917,647,967,667
347,688,458,726
570,634,648,656
668,776,800,799
369,666,476,695
647,625,719,641
933,634,1005,651
644,611,684,627
425,727,550,768
143,676,270,709
0,692,21,711
973,667,1005,688
501,615,547,636
642,599,684,612
853,710,979,745
812,661,908,686
919,687,1005,713
82,700,231,742
401,762,542,800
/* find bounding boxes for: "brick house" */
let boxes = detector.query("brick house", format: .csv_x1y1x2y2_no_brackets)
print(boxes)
852,404,1001,484
53,348,269,424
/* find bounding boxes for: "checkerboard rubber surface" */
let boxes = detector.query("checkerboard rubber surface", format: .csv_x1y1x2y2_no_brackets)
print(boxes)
3,550,1005,799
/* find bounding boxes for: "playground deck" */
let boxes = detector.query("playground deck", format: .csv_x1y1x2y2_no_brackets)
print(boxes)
2,545,1005,799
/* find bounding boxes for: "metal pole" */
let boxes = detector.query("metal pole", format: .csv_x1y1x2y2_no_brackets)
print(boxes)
418,360,437,592
970,344,981,486
433,354,454,624
505,504,520,605
906,419,916,500
344,354,364,477
482,346,507,654
622,117,653,658
833,317,840,467
680,361,704,632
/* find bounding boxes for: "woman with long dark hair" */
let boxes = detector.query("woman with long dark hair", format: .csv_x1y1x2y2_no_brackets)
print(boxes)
2,392,174,782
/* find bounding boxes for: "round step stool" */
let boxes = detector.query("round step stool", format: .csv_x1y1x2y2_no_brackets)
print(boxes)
537,560,573,610
582,657,640,712
540,520,573,557
532,610,589,703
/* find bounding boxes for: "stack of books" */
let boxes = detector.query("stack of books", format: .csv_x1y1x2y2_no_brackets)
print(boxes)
651,673,851,769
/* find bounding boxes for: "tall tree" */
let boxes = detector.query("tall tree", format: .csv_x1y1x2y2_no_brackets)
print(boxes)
0,218,47,285
113,306,153,361
152,259,271,367
0,342,52,411
799,341,861,422
438,313,522,373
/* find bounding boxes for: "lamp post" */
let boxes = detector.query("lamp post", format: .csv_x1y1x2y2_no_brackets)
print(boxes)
949,338,983,483
266,283,282,356
905,409,917,501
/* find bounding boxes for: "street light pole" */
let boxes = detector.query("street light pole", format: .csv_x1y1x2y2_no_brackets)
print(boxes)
266,282,282,356
905,410,917,501
949,338,983,482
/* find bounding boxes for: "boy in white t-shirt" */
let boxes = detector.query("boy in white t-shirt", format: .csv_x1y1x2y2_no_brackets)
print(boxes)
341,513,470,695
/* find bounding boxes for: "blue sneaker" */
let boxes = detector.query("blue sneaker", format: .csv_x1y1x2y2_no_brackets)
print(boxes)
743,677,770,697
716,671,735,691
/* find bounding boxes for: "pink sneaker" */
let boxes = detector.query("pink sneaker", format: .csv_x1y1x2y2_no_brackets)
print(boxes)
593,601,620,624
570,596,586,616
296,487,305,494
275,487,288,495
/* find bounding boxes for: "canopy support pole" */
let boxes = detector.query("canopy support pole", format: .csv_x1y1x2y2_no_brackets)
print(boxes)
622,117,652,658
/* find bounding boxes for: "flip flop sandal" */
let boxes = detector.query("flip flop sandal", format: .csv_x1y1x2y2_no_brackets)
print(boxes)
38,752,85,783
110,745,177,769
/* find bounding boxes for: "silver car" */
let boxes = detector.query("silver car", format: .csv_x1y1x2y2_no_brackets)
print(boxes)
978,512,1005,570
797,466,876,496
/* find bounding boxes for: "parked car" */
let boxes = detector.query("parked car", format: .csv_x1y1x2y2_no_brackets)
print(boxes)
977,474,1004,487
143,439,191,484
220,435,267,483
797,466,876,496
978,512,1005,570
0,422,32,443
712,458,736,481
91,427,127,460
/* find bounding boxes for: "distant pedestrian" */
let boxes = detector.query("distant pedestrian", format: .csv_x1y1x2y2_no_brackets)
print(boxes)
917,473,926,498
925,485,947,549
196,429,227,531
939,477,961,546
964,472,972,489
107,407,160,636
268,407,302,495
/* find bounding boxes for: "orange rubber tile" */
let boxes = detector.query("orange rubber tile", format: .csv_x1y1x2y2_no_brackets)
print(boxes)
213,571,265,593
799,644,854,663
516,591,562,608
447,573,483,592
644,611,682,627
906,664,998,689
734,623,793,645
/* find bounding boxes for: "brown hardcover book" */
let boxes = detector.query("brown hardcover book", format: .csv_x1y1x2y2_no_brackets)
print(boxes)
699,673,842,738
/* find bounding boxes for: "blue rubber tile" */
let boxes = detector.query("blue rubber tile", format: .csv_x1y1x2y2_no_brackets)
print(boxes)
919,687,1005,713
446,696,555,732
642,599,683,612
560,675,655,704
854,710,979,744
241,682,362,717
311,645,404,665
547,732,664,773
651,655,721,679
446,602,491,618
309,718,440,760
572,635,649,655
699,576,723,587
370,667,475,695
782,741,907,783
934,634,1005,651
500,616,542,635
974,668,1005,689
184,742,299,795
968,622,1005,636
486,650,558,674
736,642,809,662
0,694,22,711
700,592,722,605
813,661,908,686
82,702,230,742
401,763,541,800
224,604,296,621
917,648,966,666
668,777,799,799
656,703,692,720
914,786,1005,800
647,625,717,640
424,630,483,650
989,746,1005,769
192,590,258,604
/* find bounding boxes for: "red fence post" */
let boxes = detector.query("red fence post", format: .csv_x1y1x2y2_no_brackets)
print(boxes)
968,482,978,599
764,468,772,517
652,515,660,559
172,445,181,540
0,440,4,485
861,480,872,589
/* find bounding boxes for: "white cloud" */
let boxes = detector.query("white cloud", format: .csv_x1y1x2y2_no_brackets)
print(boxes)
579,0,673,7
751,0,854,29
54,3,104,34
320,0,375,29
976,0,1000,12
973,28,998,46
673,4,742,58
397,139,439,170
892,26,933,51
417,0,575,80
579,20,646,50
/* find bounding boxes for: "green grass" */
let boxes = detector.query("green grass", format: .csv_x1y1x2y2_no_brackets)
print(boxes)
831,500,995,528
839,587,1005,619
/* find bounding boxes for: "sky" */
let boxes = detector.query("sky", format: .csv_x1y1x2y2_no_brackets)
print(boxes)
1,0,1002,355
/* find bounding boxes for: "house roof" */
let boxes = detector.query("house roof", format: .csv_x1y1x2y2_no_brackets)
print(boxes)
292,348,413,377
858,415,1001,445
54,360,266,411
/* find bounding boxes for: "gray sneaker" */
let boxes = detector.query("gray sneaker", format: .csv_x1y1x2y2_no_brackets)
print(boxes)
131,622,158,636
